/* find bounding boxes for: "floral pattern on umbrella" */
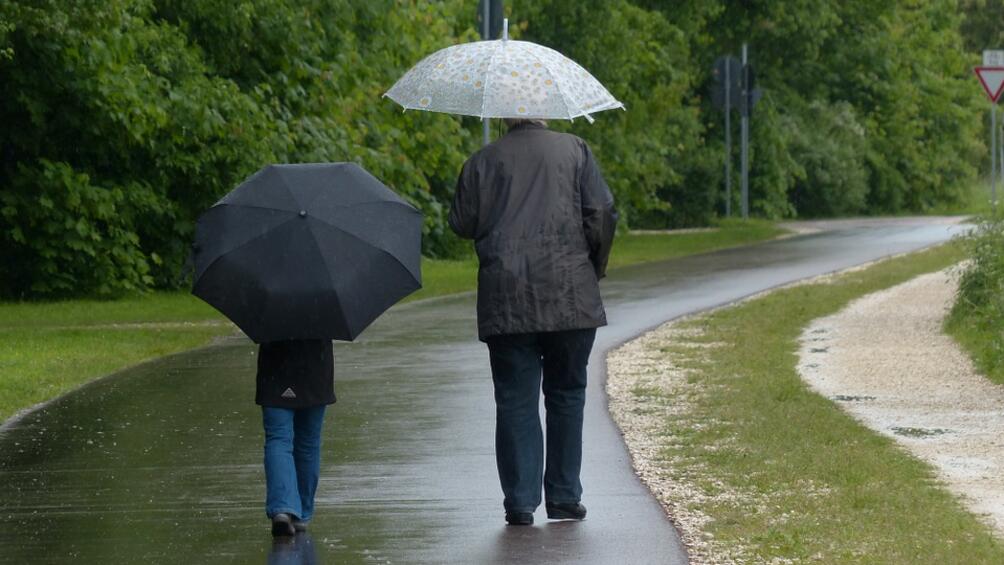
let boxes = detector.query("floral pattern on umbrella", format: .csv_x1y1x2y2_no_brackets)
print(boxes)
385,30,623,123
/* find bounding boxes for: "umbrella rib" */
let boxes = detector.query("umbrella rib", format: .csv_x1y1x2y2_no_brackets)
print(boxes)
480,39,505,119
195,215,301,281
308,215,421,282
535,53,577,121
271,167,305,210
303,219,354,339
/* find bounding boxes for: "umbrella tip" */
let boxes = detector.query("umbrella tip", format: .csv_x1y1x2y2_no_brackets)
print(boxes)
299,210,307,218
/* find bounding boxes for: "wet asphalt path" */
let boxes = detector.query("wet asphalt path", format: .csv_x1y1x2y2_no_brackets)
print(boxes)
0,218,966,564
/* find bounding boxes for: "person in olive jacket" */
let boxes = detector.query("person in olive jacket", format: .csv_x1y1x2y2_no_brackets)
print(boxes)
448,118,617,526
256,339,335,537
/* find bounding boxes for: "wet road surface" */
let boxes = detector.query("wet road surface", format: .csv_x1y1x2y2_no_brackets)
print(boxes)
0,218,966,564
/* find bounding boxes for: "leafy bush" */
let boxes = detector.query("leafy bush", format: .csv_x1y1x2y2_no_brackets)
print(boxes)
948,219,1004,381
1,160,159,297
786,101,868,217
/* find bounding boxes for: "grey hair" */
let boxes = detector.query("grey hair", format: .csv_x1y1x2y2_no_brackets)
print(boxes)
503,118,548,130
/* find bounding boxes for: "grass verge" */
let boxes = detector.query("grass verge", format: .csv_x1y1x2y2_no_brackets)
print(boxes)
610,242,1004,563
0,220,785,423
946,218,1004,385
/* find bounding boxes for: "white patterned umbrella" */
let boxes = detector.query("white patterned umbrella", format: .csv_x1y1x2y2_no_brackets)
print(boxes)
385,20,623,123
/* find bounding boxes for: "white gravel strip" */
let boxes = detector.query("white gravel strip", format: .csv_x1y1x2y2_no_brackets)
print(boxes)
797,266,1004,536
607,323,738,565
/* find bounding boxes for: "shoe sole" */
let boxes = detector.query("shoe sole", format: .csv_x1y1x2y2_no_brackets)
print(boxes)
546,508,586,520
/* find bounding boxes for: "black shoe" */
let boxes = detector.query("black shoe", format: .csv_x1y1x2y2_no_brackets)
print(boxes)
546,501,586,520
505,511,534,526
292,519,308,532
271,513,296,537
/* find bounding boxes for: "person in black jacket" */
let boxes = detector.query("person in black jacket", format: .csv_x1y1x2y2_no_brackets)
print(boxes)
256,339,336,537
448,118,617,526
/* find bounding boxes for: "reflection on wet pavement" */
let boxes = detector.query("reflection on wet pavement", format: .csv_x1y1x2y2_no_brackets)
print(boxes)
0,218,965,564
269,533,318,565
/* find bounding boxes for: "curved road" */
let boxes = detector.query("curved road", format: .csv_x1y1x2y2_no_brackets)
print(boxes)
0,217,965,564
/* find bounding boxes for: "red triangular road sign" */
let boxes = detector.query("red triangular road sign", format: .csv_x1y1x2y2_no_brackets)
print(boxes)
975,66,1004,102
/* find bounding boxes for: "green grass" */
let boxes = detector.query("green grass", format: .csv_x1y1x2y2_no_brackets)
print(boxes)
0,220,784,422
638,242,1004,563
946,321,1004,385
405,256,479,302
945,218,1004,385
607,218,783,270
0,326,226,420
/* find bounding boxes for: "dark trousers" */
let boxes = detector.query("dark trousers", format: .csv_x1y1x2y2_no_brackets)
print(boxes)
485,328,596,513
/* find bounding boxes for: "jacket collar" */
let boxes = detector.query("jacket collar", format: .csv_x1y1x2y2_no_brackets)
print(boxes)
508,121,548,132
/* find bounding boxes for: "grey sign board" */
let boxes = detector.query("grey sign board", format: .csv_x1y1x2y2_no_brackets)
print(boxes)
711,56,742,110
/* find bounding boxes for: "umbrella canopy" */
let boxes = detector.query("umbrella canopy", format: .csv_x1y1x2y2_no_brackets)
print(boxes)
192,163,422,343
385,20,623,123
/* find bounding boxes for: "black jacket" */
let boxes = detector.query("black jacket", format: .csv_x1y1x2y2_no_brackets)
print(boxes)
448,123,617,340
256,340,336,408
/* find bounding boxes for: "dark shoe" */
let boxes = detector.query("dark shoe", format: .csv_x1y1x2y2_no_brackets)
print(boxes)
546,501,586,520
292,519,308,532
271,513,296,537
505,511,534,526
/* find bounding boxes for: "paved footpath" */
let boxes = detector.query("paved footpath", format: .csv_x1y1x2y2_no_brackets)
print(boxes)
0,218,964,564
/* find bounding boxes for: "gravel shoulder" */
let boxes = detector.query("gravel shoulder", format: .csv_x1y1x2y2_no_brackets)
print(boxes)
797,265,1004,536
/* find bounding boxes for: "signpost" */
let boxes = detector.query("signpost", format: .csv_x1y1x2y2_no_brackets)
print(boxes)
740,43,750,219
712,56,741,217
712,46,760,219
478,0,504,145
975,49,1004,211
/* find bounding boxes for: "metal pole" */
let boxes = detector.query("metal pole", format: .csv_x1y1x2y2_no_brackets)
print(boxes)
724,59,732,218
998,110,1003,214
993,103,998,214
481,1,490,146
741,43,749,220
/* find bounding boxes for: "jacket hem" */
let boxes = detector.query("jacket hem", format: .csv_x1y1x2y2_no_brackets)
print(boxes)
478,319,607,342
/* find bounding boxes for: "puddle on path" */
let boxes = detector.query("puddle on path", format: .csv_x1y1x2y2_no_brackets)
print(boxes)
832,395,876,402
890,426,953,438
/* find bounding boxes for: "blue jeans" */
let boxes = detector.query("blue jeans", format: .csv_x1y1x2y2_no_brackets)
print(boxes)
262,405,327,521
485,328,596,513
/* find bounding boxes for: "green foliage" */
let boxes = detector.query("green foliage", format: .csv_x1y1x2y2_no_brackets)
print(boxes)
948,219,1004,383
1,159,159,296
0,0,281,296
786,101,868,216
747,96,798,219
0,0,990,297
0,16,13,61
960,0,1004,52
514,0,703,227
703,0,983,218
151,0,481,258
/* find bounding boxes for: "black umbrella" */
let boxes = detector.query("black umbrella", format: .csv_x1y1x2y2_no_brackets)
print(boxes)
192,163,422,343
